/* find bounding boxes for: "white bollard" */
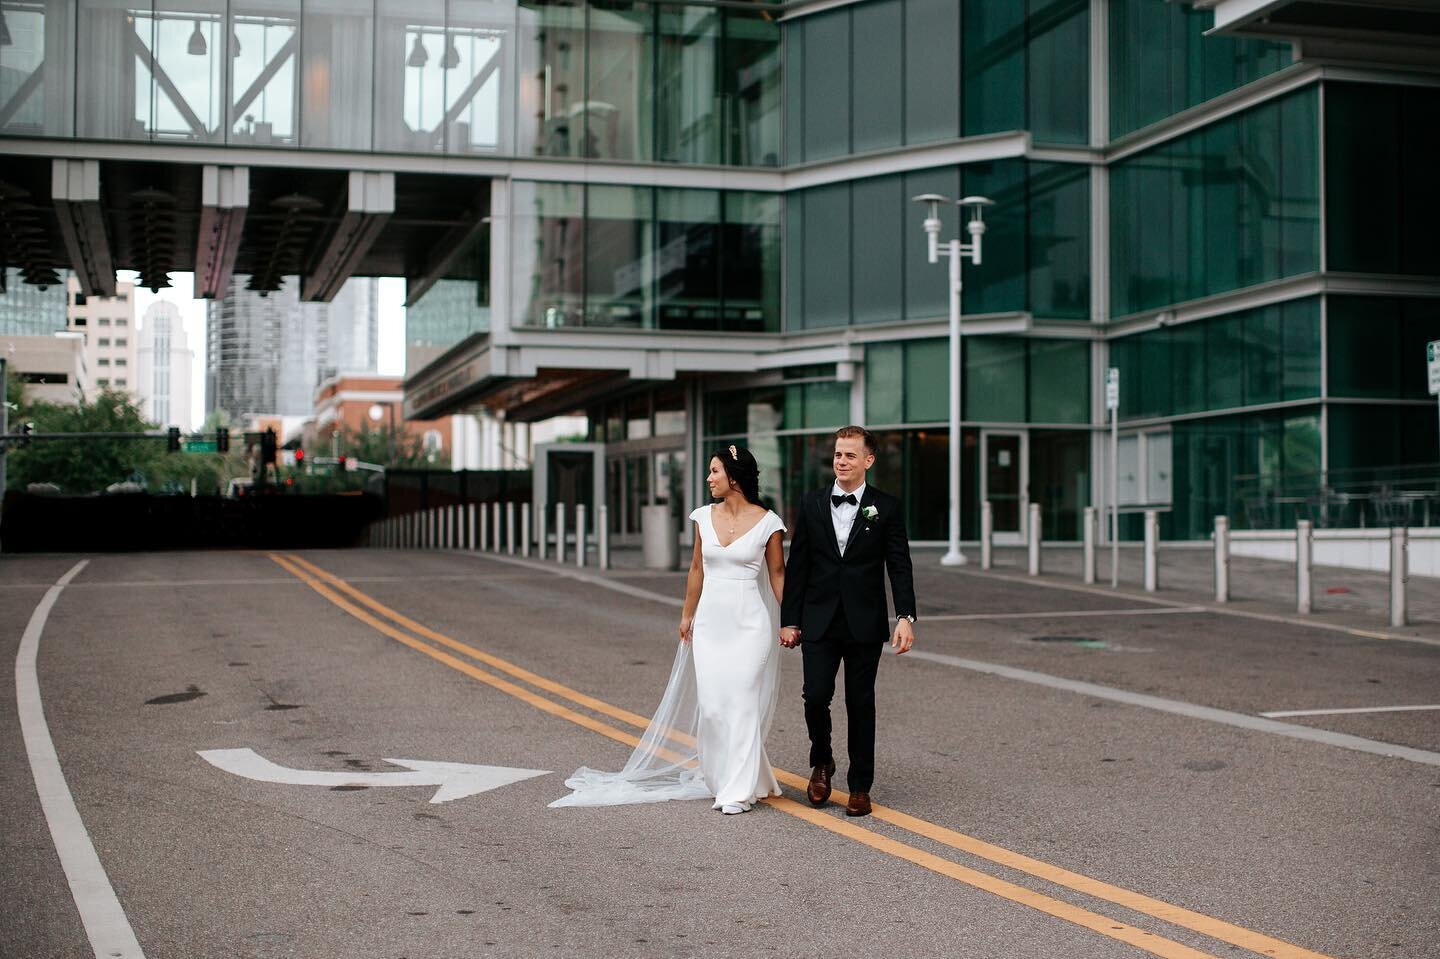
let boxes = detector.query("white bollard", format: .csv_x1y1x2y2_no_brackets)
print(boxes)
479,502,490,550
1027,503,1042,576
443,506,454,549
490,502,502,553
450,505,460,549
465,504,476,550
506,502,516,555
597,504,610,571
980,502,993,571
537,504,549,561
1390,527,1408,628
576,504,588,568
424,509,434,549
556,503,567,564
1296,520,1313,615
1143,509,1159,592
1082,506,1097,585
521,503,532,558
1214,516,1230,603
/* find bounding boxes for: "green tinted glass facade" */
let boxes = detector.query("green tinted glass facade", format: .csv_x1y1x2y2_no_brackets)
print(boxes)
1109,1,1289,139
787,161,1089,329
1110,87,1320,318
784,0,1087,164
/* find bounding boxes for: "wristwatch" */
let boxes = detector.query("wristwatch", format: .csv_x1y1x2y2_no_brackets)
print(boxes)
897,614,916,624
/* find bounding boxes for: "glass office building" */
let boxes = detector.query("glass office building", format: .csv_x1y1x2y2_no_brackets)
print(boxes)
3,0,1436,539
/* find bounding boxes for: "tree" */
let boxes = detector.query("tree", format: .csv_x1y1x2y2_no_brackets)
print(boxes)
338,424,448,470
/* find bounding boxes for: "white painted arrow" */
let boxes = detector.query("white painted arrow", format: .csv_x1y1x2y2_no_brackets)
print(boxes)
198,748,549,804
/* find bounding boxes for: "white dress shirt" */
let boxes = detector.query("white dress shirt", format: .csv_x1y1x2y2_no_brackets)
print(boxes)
830,481,866,554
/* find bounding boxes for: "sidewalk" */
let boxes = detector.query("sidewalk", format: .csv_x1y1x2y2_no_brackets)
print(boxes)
559,540,1440,645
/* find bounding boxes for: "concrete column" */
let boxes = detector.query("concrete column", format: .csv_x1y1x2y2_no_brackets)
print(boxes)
1296,520,1313,615
1027,503,1042,576
490,502,502,553
597,504,610,571
1214,516,1230,603
521,503,532,558
1143,509,1159,592
506,502,516,555
1082,506,1097,584
555,503,567,564
1391,527,1408,628
575,504,588,568
980,502,993,571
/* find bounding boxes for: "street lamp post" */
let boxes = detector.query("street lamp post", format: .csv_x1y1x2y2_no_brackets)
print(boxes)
912,193,993,567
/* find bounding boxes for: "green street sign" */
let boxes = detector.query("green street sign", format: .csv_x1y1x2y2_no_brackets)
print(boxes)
185,441,218,454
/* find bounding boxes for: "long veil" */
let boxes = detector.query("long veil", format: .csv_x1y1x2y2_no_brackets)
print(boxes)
549,562,783,808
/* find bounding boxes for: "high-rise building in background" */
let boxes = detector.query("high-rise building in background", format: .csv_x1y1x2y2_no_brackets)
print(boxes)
0,269,68,336
206,277,379,420
66,276,137,397
137,301,194,429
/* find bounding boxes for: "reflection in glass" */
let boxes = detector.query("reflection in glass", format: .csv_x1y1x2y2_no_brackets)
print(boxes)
656,4,719,165
375,0,445,152
511,180,585,327
0,0,75,136
586,1,648,161
443,0,508,154
516,0,585,158
720,191,780,333
722,8,780,166
229,0,299,144
585,184,651,327
655,188,719,331
301,0,374,150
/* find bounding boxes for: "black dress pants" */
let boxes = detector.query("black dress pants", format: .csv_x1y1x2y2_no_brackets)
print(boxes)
801,608,884,793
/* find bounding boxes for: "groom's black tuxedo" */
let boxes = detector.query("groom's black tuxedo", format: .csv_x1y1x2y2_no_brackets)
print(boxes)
781,484,917,644
782,482,917,795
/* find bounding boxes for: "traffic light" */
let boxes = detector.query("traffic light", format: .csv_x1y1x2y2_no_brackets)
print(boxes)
167,426,181,452
260,428,277,465
216,428,229,453
294,447,305,465
336,455,347,472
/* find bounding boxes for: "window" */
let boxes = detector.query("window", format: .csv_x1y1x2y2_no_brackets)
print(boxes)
116,378,127,387
97,358,110,366
74,292,86,306
116,319,127,327
98,338,110,347
117,293,128,302
74,317,86,326
98,317,110,326
115,358,127,366
97,378,110,387
115,338,127,347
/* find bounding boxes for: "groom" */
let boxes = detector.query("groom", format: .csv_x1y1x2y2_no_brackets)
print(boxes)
780,426,917,817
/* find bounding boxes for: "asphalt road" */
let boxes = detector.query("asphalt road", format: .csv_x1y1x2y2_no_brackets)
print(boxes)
2,548,1437,959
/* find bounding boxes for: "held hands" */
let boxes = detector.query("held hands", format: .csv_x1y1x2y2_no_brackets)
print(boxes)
779,626,801,649
679,617,694,644
890,619,915,655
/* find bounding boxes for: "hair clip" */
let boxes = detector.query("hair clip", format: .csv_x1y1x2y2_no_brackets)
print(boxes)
728,444,738,460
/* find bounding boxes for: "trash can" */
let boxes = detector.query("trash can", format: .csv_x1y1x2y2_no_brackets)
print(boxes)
641,504,678,570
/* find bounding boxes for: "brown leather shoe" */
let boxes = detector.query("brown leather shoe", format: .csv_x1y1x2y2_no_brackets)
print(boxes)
845,791,872,817
807,761,836,807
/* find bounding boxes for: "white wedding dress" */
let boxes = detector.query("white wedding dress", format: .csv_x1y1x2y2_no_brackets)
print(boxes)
550,505,784,811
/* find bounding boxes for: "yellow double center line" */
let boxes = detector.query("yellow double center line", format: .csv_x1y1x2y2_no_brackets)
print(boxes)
270,552,1332,959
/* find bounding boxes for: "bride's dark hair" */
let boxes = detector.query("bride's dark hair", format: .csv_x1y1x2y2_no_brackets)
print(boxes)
711,445,764,507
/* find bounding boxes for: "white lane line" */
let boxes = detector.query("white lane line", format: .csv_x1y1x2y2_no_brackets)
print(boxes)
924,606,1206,622
905,649,1440,767
1260,705,1440,718
16,560,147,959
447,553,1440,768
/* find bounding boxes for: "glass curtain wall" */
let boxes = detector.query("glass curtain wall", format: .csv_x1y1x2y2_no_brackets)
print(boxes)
785,0,1086,165
515,0,778,165
0,0,75,137
1325,83,1440,277
787,161,1090,330
511,181,780,331
1109,0,1289,139
1110,86,1319,318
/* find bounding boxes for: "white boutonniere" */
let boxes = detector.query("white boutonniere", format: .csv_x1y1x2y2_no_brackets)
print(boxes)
861,505,879,525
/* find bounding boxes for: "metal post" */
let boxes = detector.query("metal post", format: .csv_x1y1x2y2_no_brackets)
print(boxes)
980,501,993,570
1214,515,1230,603
521,503,532,558
597,504,610,570
1296,520,1313,615
941,238,966,567
467,504,477,550
478,502,489,550
1110,408,1119,588
1082,506,1097,585
1143,509,1158,592
444,506,455,549
1027,503,1042,576
1390,527,1408,628
490,502,502,553
575,504,588,568
506,502,516,555
556,503,567,564
538,504,549,561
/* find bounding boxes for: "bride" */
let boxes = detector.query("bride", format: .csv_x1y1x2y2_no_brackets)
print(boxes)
550,445,786,814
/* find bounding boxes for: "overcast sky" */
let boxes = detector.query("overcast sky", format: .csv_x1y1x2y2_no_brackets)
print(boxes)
123,273,406,431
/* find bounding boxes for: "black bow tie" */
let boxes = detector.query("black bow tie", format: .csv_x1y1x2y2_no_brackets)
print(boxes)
831,493,858,507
